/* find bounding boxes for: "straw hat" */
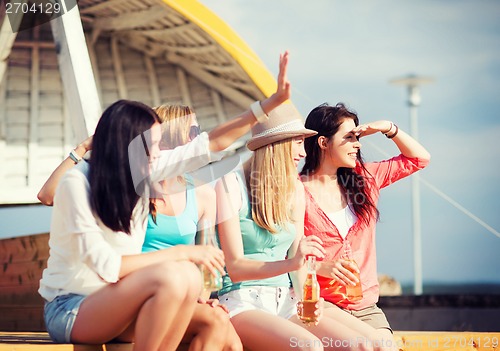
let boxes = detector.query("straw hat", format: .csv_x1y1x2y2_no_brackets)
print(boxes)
247,104,318,151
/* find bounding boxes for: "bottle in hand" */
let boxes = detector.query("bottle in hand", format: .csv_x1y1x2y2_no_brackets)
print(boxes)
342,242,362,302
300,256,320,325
198,221,222,292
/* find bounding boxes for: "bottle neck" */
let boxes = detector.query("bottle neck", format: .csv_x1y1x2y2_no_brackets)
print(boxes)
306,256,316,271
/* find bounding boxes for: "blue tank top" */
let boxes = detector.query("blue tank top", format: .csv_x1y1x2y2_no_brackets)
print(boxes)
142,178,199,252
218,171,296,296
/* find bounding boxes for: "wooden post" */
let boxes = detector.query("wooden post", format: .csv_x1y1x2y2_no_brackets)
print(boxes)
0,13,19,86
50,4,101,142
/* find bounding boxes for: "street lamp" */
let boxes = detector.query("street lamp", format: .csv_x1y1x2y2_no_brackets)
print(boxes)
390,74,433,295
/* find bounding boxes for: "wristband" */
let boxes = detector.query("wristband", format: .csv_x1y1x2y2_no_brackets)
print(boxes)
69,149,82,164
386,124,399,139
250,101,269,123
382,122,393,135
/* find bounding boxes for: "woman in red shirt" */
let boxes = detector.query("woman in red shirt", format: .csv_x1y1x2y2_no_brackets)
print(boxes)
300,103,430,349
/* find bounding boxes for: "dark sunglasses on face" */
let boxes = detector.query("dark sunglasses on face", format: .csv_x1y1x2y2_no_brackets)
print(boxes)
189,125,201,140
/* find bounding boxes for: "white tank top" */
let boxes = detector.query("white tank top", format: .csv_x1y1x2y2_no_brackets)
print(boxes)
326,206,357,239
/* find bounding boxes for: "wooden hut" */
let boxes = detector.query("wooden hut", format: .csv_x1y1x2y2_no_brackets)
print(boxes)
0,0,277,331
0,0,276,204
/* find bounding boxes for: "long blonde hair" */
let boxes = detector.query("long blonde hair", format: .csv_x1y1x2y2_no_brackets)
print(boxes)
245,139,297,234
154,105,194,149
150,104,195,222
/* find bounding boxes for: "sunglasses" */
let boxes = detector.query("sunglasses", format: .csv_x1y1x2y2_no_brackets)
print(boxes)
189,125,201,140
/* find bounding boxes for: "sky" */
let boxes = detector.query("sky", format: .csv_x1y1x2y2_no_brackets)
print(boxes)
1,0,499,290
196,0,500,288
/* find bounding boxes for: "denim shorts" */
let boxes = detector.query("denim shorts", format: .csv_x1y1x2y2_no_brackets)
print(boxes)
44,294,86,343
219,286,297,319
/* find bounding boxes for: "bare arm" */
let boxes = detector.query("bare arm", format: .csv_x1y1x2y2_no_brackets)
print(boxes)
207,51,291,152
352,120,431,160
215,173,302,282
288,180,325,299
37,136,93,206
119,243,224,279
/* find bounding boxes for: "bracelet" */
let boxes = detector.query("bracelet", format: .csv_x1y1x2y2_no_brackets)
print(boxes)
386,124,399,139
250,101,269,123
69,149,82,164
382,122,393,135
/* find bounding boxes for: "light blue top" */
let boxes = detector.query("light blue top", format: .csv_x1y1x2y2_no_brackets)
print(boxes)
218,171,296,296
142,178,198,252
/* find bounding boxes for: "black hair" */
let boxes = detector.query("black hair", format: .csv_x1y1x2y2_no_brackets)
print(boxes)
300,103,379,226
89,100,160,234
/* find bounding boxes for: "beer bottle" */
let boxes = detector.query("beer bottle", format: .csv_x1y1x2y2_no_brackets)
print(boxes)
198,221,223,292
342,241,363,302
300,256,320,324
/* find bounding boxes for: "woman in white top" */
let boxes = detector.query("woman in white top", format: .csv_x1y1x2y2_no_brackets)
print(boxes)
39,51,292,351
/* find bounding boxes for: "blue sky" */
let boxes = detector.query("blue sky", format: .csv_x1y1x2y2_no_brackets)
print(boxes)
198,0,500,286
1,0,499,289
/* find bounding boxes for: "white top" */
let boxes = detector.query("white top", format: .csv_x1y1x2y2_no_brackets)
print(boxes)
326,206,357,239
39,133,218,302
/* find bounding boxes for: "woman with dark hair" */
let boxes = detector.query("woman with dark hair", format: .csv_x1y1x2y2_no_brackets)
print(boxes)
299,103,430,349
38,50,292,351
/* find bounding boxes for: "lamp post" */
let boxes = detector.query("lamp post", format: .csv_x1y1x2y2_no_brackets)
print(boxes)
390,74,433,295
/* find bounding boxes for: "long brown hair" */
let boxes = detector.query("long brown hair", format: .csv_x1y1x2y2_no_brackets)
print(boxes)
89,100,160,234
300,103,379,226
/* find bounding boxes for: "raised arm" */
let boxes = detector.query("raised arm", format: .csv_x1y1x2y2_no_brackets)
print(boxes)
37,135,93,206
352,120,431,160
207,51,291,152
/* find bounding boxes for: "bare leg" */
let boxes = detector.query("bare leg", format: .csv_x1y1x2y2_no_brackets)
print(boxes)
71,261,201,351
231,310,323,351
223,320,243,351
376,328,397,351
319,304,392,351
289,313,373,351
180,303,231,351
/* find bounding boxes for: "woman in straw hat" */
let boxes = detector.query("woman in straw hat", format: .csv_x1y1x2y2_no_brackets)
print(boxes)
215,104,376,351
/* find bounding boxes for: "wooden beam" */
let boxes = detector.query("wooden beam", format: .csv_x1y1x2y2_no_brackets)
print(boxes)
164,43,218,55
92,5,167,32
210,90,226,124
63,96,72,158
167,53,253,109
12,41,54,49
27,28,40,188
85,33,103,104
0,13,19,86
176,67,192,107
203,62,237,74
144,56,160,107
89,28,102,46
0,64,7,186
80,0,130,15
111,37,127,99
50,2,102,142
116,32,165,58
140,23,196,39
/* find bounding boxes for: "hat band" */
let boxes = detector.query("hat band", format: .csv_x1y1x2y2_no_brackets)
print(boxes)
252,120,305,138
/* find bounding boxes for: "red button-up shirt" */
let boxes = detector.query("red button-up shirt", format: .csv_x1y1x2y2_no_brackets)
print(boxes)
303,155,430,310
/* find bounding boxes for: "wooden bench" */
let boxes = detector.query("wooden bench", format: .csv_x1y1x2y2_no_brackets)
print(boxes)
1,331,499,351
0,332,192,351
